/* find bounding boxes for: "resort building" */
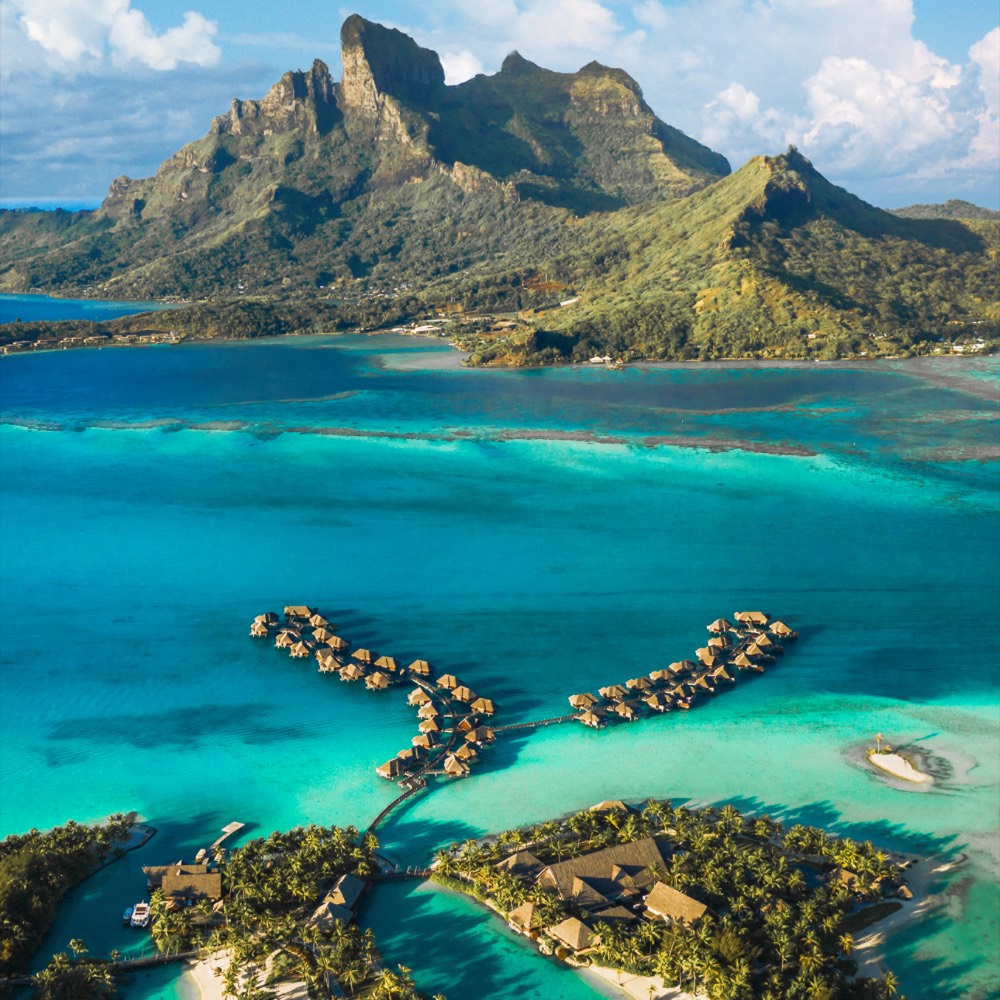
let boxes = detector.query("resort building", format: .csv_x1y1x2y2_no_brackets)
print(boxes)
644,880,709,926
547,916,600,956
496,850,546,883
161,870,223,904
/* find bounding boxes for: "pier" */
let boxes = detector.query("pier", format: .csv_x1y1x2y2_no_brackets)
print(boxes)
493,714,576,732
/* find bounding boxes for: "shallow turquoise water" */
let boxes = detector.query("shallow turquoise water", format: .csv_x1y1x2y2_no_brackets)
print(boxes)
0,337,997,999
0,292,170,324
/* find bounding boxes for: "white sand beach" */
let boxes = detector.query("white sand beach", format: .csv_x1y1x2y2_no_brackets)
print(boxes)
583,964,703,1000
181,950,310,1000
868,751,933,783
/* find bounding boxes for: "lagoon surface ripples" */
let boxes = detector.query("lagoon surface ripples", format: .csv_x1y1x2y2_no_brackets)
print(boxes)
0,333,997,999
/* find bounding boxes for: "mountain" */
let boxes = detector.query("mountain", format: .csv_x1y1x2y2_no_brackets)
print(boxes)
0,15,997,363
890,200,1000,221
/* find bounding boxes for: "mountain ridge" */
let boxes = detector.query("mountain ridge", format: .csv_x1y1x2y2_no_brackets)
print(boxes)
0,14,997,363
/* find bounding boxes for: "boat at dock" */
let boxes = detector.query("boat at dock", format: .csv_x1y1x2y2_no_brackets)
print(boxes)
130,901,150,928
122,905,133,926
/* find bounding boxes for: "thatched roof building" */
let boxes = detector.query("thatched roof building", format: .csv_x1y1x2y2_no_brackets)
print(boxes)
576,710,605,729
443,755,470,776
374,655,398,673
352,648,374,665
470,698,495,715
452,685,476,703
275,631,296,648
645,881,708,925
290,640,313,658
735,610,769,626
591,904,637,926
537,837,670,904
453,743,478,762
599,684,628,701
254,612,280,626
162,870,223,902
626,677,652,692
668,660,696,676
412,732,439,748
417,702,440,720
142,862,208,890
308,613,329,628
408,659,432,676
497,850,545,882
707,635,729,649
284,605,313,620
769,620,797,638
308,900,354,929
508,900,542,934
327,873,365,909
249,621,269,638
648,669,672,683
613,701,641,721
418,718,440,734
327,635,349,652
569,692,598,709
312,626,333,642
408,687,432,706
376,758,406,779
316,649,341,673
548,917,599,954
464,726,495,745
396,746,427,763
339,663,366,682
645,692,671,712
365,671,391,691
436,674,460,690
708,618,734,633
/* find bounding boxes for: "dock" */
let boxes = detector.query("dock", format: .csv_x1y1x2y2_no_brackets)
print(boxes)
493,715,576,732
210,822,246,851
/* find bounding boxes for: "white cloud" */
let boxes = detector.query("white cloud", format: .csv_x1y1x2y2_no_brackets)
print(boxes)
440,49,483,84
7,0,220,70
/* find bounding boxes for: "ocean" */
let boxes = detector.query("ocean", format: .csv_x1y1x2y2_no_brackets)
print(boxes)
0,328,997,999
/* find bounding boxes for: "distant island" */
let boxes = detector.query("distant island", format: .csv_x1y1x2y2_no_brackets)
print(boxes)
1,13,997,366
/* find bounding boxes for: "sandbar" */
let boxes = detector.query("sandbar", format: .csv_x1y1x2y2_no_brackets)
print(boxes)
582,965,702,1000
868,751,932,783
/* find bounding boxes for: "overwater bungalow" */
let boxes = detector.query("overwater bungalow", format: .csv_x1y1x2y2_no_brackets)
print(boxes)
645,692,671,712
352,648,374,665
732,652,761,672
451,685,476,703
508,900,542,936
689,674,715,693
668,660,696,677
417,702,440,720
735,610,769,627
626,677,652,692
408,689,432,709
408,659,432,676
708,665,734,684
613,700,642,721
576,710,606,729
437,673,460,690
289,640,314,658
316,649,342,673
327,635,349,652
694,646,718,664
753,632,782,653
708,618,734,634
255,612,280,627
418,718,440,734
376,758,407,780
339,663,366,682
443,755,470,777
396,746,427,763
308,613,330,628
464,726,495,745
707,635,730,649
250,621,269,638
647,669,672,683
470,697,495,715
454,743,478,762
284,605,313,621
548,916,600,956
312,626,334,643
456,717,477,734
275,631,297,649
365,671,391,691
569,692,599,709
745,641,775,662
599,683,628,701
769,620,797,639
412,732,440,748
374,655,399,673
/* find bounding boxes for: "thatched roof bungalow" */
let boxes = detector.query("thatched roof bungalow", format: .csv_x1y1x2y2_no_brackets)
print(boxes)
547,916,600,955
418,718,440,734
161,870,223,903
365,671,391,691
648,669,672,683
417,702,440,720
626,677,652,692
396,745,428,763
464,726,495,745
599,684,628,701
312,626,334,642
735,610,769,626
142,863,208,890
290,640,314,658
470,697,495,715
443,755,470,777
451,685,476,703
308,613,329,628
250,621,269,638
453,743,478,762
708,618,734,633
339,663,366,682
645,692,671,712
508,900,542,935
255,612,280,626
374,655,399,673
376,758,406,780
275,631,297,648
284,605,313,620
408,659,432,676
576,710,606,729
307,900,354,929
497,850,545,882
408,687,432,706
569,692,598,709
352,648,374,665
326,873,365,910
668,660,696,676
644,881,708,925
769,620,797,638
707,635,729,649
327,635,349,652
412,732,440,748
537,837,671,904
613,701,642,721
436,674,460,690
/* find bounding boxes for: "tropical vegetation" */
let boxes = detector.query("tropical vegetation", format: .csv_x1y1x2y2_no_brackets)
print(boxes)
436,800,910,999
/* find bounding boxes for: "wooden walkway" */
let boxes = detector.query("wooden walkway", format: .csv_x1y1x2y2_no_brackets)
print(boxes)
493,714,576,732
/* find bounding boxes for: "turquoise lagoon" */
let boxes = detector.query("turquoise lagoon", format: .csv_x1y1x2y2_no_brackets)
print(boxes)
0,334,998,999
0,292,170,325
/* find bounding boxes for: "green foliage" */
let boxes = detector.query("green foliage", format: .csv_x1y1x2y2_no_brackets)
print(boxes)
32,950,117,1000
0,815,133,976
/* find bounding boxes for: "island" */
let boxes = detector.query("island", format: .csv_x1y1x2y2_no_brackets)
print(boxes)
867,735,933,785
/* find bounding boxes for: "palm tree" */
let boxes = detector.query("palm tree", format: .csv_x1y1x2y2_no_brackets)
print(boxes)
882,970,899,997
67,939,87,959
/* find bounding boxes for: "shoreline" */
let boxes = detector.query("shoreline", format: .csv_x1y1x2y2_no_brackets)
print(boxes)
867,751,934,784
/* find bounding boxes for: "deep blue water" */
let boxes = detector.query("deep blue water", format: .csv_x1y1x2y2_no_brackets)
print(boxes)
0,334,997,1000
0,292,171,325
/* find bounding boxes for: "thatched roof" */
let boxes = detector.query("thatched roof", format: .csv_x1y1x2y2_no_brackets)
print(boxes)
648,669,672,682
408,659,432,675
464,726,495,744
437,674,459,690
275,631,296,648
599,684,628,701
312,626,333,642
470,698,495,715
613,701,641,720
590,800,633,814
591,904,638,926
374,655,398,672
708,618,734,633
249,621,269,637
161,871,222,901
745,642,766,658
418,718,440,734
412,732,439,748
327,636,349,651
569,692,598,709
443,755,470,776
753,632,774,647
453,743,478,762
645,693,670,711
451,685,476,702
308,900,354,929
284,605,312,619
255,612,279,626
308,614,329,627
576,710,604,728
327,873,365,909
668,660,696,675
417,702,440,719
290,641,313,657
408,687,432,706
626,677,652,691
694,646,717,663
508,900,541,932
708,666,733,683
538,837,670,901
396,745,428,762
497,850,545,881
698,653,722,669
142,863,208,888
376,758,406,779
352,648,373,664
365,671,390,690
339,663,365,681
769,620,795,636
734,610,769,625
733,653,754,669
548,916,599,953
645,881,708,924
707,635,729,649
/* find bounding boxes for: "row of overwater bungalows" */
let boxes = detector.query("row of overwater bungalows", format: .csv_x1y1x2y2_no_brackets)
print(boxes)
569,612,796,728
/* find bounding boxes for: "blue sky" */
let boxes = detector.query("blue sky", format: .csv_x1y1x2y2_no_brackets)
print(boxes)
1,1,997,208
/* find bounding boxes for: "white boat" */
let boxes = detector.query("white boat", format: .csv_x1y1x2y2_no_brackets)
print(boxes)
130,901,151,928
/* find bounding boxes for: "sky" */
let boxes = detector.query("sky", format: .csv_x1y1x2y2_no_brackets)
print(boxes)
0,0,997,209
